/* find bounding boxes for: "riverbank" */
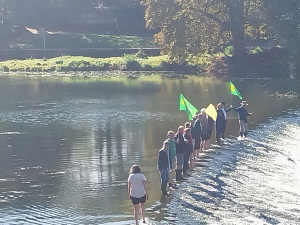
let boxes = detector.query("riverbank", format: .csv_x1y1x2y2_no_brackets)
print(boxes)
0,55,205,73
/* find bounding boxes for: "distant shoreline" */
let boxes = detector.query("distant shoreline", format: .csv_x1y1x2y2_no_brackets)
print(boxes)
0,55,201,74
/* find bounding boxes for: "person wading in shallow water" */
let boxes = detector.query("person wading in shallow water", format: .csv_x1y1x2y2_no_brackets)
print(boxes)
184,122,194,168
174,126,187,181
157,141,170,195
216,103,225,143
183,127,193,174
199,109,210,152
233,101,252,138
166,131,176,188
193,115,201,158
207,115,215,150
128,165,149,225
190,117,196,161
220,101,232,140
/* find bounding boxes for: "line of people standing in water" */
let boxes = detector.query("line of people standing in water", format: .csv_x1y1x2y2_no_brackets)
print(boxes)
127,100,251,224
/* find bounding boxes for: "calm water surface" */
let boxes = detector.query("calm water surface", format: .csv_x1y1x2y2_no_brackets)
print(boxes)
0,74,299,224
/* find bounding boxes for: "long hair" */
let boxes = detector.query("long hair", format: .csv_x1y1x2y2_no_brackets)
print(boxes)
129,164,141,174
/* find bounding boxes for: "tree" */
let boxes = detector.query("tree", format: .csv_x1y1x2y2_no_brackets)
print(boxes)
261,0,300,77
143,0,263,75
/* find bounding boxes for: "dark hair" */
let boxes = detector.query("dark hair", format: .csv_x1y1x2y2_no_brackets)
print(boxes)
129,164,141,174
184,128,191,133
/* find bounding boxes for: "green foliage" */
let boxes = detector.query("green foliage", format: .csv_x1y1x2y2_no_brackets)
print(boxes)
0,55,208,73
122,54,137,62
261,0,300,76
224,46,234,57
143,0,263,60
142,0,300,76
142,0,266,76
250,46,263,54
126,60,141,71
0,55,170,72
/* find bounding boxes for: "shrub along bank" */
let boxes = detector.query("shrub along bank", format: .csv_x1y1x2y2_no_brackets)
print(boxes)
0,55,201,73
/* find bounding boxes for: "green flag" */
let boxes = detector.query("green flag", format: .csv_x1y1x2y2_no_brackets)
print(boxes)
179,93,198,120
230,81,243,100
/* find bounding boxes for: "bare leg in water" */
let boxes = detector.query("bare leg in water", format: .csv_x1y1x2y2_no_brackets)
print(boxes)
201,140,207,152
200,140,205,153
140,203,146,223
134,204,140,225
189,152,193,168
195,149,199,158
206,139,210,150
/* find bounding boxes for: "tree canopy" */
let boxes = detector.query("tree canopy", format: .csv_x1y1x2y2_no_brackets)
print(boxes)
143,0,300,76
261,0,300,72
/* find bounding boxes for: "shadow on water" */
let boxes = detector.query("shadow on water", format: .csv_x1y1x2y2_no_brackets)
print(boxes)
181,201,214,216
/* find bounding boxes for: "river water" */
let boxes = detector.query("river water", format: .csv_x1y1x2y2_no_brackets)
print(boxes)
0,74,299,225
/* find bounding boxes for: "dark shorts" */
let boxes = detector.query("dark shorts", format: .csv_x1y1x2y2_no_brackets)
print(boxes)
207,130,213,139
194,137,201,150
131,194,146,205
201,133,210,141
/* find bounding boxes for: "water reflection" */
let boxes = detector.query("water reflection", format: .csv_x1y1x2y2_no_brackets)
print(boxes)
0,75,298,224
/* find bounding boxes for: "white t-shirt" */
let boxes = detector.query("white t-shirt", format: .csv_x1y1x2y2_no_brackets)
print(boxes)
128,173,146,198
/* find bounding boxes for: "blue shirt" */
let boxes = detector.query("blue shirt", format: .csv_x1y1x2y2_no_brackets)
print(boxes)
233,106,250,122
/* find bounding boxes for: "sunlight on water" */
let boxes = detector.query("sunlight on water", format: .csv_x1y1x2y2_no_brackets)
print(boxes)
0,75,298,224
164,112,300,224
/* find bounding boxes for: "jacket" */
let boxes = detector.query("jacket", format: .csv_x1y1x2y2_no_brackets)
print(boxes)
175,132,187,154
233,106,250,122
157,149,169,170
193,119,201,138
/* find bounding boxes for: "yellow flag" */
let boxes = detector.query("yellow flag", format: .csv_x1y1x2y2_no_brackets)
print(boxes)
205,104,217,121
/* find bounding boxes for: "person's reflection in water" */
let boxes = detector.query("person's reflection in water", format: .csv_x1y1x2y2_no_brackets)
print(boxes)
128,165,149,225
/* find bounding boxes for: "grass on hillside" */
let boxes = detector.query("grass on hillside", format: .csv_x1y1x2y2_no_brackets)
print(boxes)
0,32,158,49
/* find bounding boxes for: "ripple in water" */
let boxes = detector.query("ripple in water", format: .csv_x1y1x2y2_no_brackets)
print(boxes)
162,111,300,224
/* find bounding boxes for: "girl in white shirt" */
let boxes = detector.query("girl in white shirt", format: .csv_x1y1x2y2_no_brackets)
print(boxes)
128,165,149,225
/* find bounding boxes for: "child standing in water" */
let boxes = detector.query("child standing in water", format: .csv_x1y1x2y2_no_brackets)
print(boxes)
174,126,186,181
183,128,193,174
190,117,196,158
157,141,170,195
233,101,252,138
184,125,194,169
166,131,176,188
207,115,215,149
128,165,149,225
199,109,209,152
193,115,201,158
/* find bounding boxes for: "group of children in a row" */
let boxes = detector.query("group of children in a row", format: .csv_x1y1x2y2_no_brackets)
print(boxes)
158,120,202,195
158,100,252,195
